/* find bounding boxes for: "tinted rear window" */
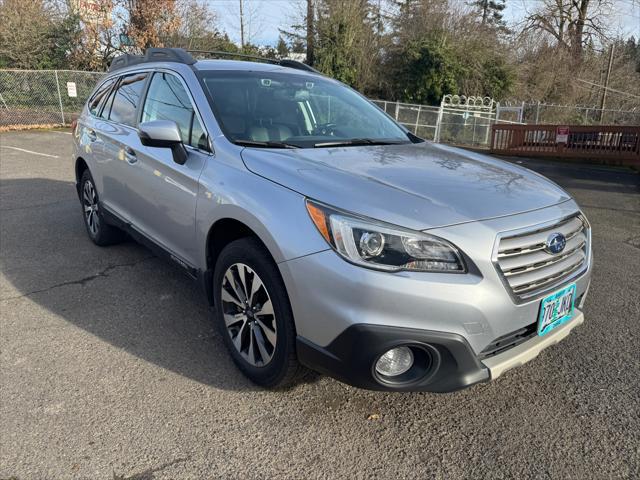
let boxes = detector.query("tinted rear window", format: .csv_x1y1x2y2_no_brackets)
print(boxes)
88,78,116,116
109,73,148,127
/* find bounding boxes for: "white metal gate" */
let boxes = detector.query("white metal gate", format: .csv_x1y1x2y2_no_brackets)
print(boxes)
434,95,497,147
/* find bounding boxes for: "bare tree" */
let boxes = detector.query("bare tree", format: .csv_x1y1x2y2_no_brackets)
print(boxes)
176,0,218,47
522,0,612,61
126,0,181,50
224,0,264,49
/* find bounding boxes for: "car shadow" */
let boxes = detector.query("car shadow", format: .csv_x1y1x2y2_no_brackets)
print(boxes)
0,177,319,392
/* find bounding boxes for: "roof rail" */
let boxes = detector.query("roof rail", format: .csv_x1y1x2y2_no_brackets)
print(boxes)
108,48,321,74
187,49,321,74
108,48,196,72
278,59,320,73
188,49,279,65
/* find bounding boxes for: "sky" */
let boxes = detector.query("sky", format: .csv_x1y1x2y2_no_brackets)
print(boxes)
205,0,640,47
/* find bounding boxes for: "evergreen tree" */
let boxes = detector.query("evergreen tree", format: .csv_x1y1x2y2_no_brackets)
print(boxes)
276,36,289,58
469,0,506,28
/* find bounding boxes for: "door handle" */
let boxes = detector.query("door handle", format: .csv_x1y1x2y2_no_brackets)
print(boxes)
87,129,97,142
124,147,138,164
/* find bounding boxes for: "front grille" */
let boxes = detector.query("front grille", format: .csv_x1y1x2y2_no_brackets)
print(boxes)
495,214,589,301
478,322,537,359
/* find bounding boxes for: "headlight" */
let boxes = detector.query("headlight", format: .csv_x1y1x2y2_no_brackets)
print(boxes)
305,199,466,273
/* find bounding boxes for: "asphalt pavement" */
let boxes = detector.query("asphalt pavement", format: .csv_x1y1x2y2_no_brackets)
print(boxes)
1,130,639,479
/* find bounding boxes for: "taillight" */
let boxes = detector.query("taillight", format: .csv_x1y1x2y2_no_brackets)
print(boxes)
70,119,78,134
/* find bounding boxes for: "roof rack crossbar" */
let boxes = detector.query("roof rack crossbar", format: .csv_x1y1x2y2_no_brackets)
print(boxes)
108,48,196,72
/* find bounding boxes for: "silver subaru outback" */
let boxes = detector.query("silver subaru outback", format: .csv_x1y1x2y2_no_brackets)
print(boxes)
72,48,592,392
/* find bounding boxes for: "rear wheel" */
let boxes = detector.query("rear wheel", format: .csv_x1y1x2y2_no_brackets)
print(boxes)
213,237,302,388
79,170,124,246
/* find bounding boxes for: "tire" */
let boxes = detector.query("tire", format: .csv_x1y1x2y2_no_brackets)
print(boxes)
79,169,124,246
213,237,303,388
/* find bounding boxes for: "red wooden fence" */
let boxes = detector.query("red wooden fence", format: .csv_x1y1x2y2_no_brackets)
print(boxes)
490,124,640,166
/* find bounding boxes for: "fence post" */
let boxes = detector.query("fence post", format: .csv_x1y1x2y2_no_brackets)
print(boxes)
489,125,496,150
394,101,400,121
434,103,444,143
54,70,65,125
534,101,540,124
414,105,421,134
471,114,477,145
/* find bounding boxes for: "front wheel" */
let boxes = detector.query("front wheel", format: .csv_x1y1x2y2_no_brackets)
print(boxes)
213,237,303,388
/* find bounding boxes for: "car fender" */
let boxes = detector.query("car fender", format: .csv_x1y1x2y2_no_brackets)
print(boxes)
195,159,329,270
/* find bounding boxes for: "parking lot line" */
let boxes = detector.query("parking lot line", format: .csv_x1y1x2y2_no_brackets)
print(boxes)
0,145,60,158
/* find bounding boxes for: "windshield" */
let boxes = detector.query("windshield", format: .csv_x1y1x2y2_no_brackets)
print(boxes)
198,70,413,148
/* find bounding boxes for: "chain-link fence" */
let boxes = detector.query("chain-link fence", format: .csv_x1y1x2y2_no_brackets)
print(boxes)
503,101,640,126
371,100,440,141
0,69,104,128
373,98,500,147
375,97,640,146
2,69,637,149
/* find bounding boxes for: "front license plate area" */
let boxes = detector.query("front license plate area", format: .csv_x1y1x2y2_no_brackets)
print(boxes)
538,283,576,336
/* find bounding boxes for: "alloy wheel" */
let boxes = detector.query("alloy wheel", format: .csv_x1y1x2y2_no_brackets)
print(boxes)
221,263,277,367
82,180,99,236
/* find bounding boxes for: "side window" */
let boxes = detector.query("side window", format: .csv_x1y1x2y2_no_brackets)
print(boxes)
108,73,148,127
142,72,208,150
88,78,116,116
100,84,117,120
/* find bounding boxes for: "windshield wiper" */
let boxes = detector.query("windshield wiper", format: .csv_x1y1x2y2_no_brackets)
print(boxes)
234,139,300,149
313,138,409,148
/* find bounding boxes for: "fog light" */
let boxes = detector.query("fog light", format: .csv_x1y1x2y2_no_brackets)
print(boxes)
375,346,414,377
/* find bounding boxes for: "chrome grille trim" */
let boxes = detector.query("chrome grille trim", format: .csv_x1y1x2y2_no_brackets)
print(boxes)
501,240,586,276
493,213,591,302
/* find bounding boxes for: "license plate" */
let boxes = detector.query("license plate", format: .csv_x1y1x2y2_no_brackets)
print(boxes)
538,283,576,336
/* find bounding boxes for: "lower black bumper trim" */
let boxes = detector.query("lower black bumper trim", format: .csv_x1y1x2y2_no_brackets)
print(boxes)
297,324,489,392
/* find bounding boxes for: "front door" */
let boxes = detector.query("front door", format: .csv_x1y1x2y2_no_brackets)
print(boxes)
128,71,211,266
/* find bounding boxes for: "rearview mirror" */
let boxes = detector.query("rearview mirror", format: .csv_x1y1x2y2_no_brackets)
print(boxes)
139,120,188,165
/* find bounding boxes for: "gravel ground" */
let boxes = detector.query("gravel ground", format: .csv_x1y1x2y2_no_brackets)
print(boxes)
1,130,639,479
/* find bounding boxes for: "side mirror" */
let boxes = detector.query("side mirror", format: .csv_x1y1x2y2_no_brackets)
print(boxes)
139,120,188,165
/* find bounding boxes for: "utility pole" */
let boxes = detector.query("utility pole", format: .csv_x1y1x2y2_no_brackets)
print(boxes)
239,0,245,49
599,43,615,124
306,0,314,66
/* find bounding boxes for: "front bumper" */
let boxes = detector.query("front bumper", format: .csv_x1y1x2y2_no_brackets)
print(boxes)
297,324,490,392
279,202,591,392
297,310,585,392
482,310,584,379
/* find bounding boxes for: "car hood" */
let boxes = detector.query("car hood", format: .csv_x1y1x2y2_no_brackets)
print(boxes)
240,142,571,231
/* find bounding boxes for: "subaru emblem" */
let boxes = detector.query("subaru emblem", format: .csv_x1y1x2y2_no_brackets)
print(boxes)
545,233,566,255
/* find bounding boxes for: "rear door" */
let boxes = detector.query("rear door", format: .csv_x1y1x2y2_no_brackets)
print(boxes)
98,71,149,222
129,71,210,266
80,77,118,194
